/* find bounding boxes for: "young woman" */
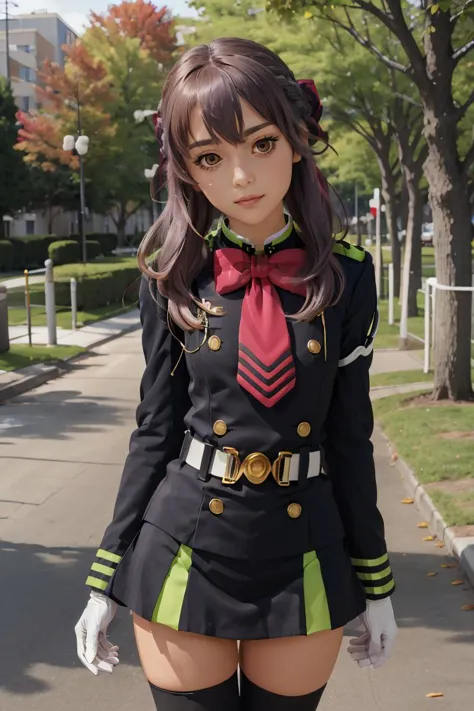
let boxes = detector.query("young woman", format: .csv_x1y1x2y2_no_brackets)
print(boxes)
75,37,397,711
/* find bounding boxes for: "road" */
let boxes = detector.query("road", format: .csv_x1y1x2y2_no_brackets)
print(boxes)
0,331,473,710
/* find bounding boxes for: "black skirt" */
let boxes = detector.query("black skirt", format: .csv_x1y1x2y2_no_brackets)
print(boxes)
108,521,366,640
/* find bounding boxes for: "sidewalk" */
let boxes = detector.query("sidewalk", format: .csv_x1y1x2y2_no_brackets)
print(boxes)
2,274,44,290
0,309,140,400
8,309,140,347
371,347,474,590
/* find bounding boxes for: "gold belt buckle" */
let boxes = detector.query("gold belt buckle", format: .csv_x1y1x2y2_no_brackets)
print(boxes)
241,452,271,485
272,451,292,486
222,447,242,484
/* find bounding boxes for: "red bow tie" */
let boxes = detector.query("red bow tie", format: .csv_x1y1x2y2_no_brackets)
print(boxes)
214,248,307,407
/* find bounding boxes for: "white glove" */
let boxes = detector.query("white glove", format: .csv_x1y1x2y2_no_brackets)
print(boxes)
347,598,397,669
75,591,119,675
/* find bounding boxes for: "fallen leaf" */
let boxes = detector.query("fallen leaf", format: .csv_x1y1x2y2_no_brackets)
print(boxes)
461,604,474,611
423,536,435,541
401,497,414,504
426,572,438,577
451,580,464,586
391,452,399,461
417,522,429,528
426,692,444,698
435,541,445,548
440,563,457,569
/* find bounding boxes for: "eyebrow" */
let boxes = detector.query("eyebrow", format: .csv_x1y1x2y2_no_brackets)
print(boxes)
188,122,273,150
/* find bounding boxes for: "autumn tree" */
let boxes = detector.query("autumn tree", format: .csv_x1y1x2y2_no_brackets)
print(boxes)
16,1,176,244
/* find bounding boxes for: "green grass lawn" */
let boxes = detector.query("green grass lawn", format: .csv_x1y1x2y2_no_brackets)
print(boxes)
0,344,87,371
373,392,474,526
375,297,425,349
371,370,432,387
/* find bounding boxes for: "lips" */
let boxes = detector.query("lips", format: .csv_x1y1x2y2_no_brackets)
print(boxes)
235,195,264,205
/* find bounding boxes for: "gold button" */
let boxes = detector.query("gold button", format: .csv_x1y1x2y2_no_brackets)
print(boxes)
307,339,321,355
208,335,221,351
213,420,227,436
212,306,225,314
297,422,311,437
287,503,302,519
209,498,224,515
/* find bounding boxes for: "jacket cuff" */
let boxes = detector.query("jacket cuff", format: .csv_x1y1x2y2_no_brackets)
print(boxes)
351,552,395,600
85,548,122,592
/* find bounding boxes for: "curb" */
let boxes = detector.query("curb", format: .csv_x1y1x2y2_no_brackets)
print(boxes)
0,319,141,404
378,428,474,589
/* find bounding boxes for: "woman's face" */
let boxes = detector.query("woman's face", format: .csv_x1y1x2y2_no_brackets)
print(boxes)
184,99,300,239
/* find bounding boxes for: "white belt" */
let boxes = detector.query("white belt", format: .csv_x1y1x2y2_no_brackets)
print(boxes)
184,433,321,485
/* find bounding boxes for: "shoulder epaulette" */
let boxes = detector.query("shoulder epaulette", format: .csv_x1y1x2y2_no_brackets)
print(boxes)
332,240,366,263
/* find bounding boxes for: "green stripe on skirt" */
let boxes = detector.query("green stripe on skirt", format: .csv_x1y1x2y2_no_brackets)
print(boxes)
303,551,331,634
151,544,193,629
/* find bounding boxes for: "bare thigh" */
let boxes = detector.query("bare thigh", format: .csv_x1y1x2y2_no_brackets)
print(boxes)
240,627,344,696
133,613,239,692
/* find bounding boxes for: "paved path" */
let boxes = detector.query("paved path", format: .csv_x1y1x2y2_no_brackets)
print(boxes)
2,275,44,290
0,331,473,710
8,309,140,347
372,349,424,375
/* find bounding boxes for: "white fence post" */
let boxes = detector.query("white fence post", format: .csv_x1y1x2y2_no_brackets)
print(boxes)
44,259,57,346
71,278,77,330
388,263,394,325
424,279,430,373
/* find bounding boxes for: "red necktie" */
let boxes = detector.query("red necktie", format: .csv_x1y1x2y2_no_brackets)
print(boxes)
214,248,307,407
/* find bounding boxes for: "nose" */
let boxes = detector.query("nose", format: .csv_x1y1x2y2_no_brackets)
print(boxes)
232,158,254,188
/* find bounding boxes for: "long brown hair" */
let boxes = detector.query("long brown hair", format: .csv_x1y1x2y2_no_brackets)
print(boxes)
138,37,346,330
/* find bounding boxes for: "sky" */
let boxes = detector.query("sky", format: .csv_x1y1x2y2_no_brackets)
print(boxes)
9,0,197,35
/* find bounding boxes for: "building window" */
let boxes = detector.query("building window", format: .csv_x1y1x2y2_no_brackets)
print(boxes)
17,44,32,53
20,96,30,112
26,220,35,236
19,67,35,82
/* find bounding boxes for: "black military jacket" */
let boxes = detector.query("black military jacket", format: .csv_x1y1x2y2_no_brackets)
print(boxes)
86,224,395,602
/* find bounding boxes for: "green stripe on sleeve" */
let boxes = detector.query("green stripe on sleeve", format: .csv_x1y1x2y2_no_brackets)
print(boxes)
351,553,389,568
91,562,115,577
365,579,396,596
303,551,331,635
152,544,193,629
97,549,122,564
86,576,108,591
356,566,392,582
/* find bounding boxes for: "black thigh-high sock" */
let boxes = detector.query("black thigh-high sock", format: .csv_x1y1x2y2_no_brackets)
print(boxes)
240,671,326,711
149,671,240,710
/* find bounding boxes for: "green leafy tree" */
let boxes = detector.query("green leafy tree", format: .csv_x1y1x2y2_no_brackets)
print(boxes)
0,78,30,238
266,0,474,400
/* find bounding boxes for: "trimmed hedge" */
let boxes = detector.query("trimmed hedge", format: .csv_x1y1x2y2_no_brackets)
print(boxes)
85,240,102,260
9,235,59,270
0,232,119,272
0,241,15,271
49,240,81,265
54,266,140,310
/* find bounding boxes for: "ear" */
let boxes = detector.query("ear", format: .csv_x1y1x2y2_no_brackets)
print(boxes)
292,152,302,164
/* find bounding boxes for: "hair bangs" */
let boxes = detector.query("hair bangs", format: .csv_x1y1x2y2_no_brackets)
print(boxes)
169,57,304,170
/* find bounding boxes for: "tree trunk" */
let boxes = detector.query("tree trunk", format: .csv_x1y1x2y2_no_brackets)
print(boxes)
399,179,424,347
378,162,401,298
423,123,473,400
407,190,422,318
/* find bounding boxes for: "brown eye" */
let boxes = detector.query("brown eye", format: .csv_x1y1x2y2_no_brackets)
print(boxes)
254,137,279,155
199,153,221,169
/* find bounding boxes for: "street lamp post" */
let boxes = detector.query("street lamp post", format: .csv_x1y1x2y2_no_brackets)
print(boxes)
4,0,19,84
63,95,89,263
